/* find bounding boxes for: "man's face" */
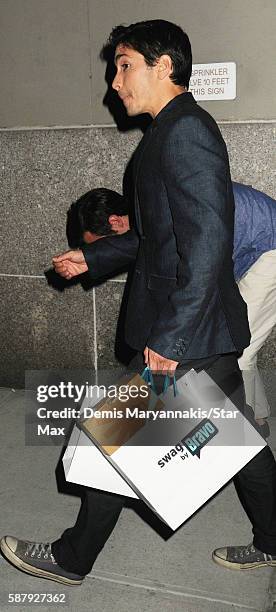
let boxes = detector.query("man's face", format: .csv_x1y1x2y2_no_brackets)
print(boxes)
112,44,158,117
82,215,130,244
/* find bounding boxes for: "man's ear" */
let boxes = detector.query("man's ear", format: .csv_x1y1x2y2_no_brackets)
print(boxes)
156,54,173,80
108,214,124,232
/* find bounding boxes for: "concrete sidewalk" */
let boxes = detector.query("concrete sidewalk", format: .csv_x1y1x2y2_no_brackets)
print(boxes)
0,386,276,612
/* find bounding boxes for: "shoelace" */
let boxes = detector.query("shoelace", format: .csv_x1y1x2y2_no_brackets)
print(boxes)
25,542,57,563
234,543,257,559
234,543,275,563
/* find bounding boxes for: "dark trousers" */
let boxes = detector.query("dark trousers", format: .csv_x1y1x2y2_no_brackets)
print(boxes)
52,353,276,575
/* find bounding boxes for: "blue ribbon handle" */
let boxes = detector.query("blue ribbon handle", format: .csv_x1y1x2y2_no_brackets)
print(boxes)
141,366,156,393
141,367,178,397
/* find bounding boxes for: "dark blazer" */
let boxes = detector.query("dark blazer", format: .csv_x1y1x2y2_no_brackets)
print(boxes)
83,92,250,362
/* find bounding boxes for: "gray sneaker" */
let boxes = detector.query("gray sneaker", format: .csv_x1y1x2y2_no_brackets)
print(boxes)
212,542,276,570
0,536,83,586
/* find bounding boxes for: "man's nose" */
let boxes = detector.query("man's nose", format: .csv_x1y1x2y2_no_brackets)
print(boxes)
112,72,121,91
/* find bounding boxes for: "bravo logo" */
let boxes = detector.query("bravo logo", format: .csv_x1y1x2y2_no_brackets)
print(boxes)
182,418,218,458
157,419,218,468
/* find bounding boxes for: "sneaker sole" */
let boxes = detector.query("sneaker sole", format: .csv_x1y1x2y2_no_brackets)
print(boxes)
0,538,83,586
212,551,276,570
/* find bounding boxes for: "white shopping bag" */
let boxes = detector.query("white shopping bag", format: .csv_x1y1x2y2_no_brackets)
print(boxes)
63,423,138,497
63,371,162,498
80,369,266,530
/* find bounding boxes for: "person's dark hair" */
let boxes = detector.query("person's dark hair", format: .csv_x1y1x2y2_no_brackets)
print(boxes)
105,19,192,89
76,188,128,236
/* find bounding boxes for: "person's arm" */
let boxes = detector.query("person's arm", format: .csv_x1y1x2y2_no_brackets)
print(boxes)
53,229,139,280
82,229,139,279
146,115,232,361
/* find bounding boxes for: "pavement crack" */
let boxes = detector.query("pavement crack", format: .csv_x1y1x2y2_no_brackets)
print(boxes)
89,569,261,610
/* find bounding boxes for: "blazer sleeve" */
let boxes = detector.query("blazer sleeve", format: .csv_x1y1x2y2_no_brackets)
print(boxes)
82,228,139,280
147,115,232,359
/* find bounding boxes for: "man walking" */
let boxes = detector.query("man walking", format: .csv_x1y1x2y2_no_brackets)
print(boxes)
1,20,276,584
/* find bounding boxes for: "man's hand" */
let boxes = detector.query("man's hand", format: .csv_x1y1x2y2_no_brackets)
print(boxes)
52,250,88,280
144,347,179,375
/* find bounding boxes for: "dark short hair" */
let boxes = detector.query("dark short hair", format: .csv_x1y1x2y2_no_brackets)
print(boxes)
76,188,128,236
105,19,192,88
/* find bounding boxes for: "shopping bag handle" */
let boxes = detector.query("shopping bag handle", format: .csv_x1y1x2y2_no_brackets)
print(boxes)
162,374,179,397
141,366,156,392
141,367,178,397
